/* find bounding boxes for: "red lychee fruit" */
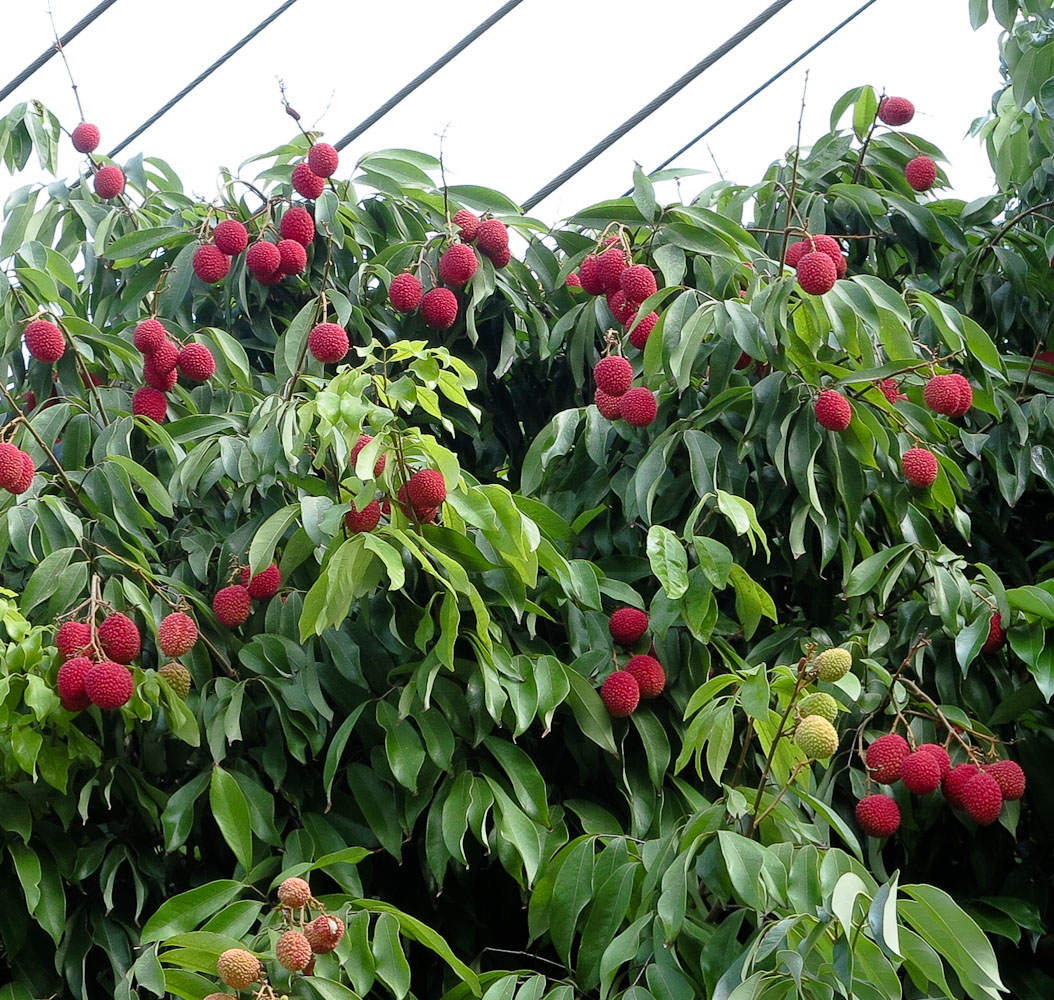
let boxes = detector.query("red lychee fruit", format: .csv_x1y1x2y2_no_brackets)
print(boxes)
193,244,230,283
961,771,1003,825
902,447,938,487
942,762,980,808
277,876,312,907
56,620,92,659
787,235,842,269
595,387,622,420
600,670,640,718
439,243,478,286
453,208,480,243
276,930,312,971
24,320,65,363
389,272,423,312
292,161,326,199
308,322,349,364
345,499,381,533
566,272,582,289
276,238,308,276
596,245,628,292
84,659,134,709
814,389,852,431
982,611,1006,653
905,156,937,192
421,287,459,330
351,434,387,478
279,206,315,247
900,749,941,794
214,219,248,255
878,378,907,403
796,251,837,295
606,289,636,326
625,654,665,698
619,387,657,427
945,373,973,417
917,743,951,779
304,914,345,954
579,254,605,295
983,759,1025,801
593,356,633,397
627,311,658,351
246,241,281,280
476,218,509,256
94,165,125,199
132,386,167,422
865,733,910,783
158,612,198,657
240,562,281,601
57,655,94,708
878,96,914,126
785,240,809,268
620,265,657,305
9,451,34,495
177,343,216,382
488,244,511,269
132,318,167,354
71,122,100,153
407,469,446,509
213,584,251,627
149,339,179,376
0,443,27,491
923,374,970,416
144,358,178,392
855,794,900,837
609,607,649,646
98,612,140,663
308,142,339,178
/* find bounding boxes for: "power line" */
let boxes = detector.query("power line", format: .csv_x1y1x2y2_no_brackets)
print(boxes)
332,0,525,152
106,0,300,159
625,0,880,194
521,0,797,213
0,0,120,103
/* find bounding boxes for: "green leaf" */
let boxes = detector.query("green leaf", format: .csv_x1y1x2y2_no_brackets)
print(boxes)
141,881,245,943
209,767,253,872
852,85,879,139
563,668,617,754
647,525,689,599
371,911,411,1000
249,503,300,576
105,455,174,517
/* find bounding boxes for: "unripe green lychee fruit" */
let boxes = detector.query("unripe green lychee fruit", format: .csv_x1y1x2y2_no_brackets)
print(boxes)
158,662,191,698
794,715,838,759
814,647,852,681
797,692,838,722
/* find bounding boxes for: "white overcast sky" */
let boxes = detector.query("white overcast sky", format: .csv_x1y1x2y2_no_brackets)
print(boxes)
1,1,1002,224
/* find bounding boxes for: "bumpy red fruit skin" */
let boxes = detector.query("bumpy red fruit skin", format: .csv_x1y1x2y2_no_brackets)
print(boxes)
878,378,907,403
94,165,125,199
627,311,658,350
596,245,628,292
600,670,640,717
246,241,281,279
796,251,837,295
214,219,248,255
57,656,94,704
279,206,315,247
421,287,458,330
566,272,581,289
625,654,665,698
593,356,633,397
292,161,326,199
943,762,980,808
10,452,34,495
25,320,65,363
917,743,951,779
439,243,478,286
389,272,423,312
193,245,230,283
71,122,100,153
308,142,339,178
961,771,1003,825
213,585,251,627
579,254,605,295
150,339,179,376
408,469,446,509
983,759,1026,801
345,499,381,533
982,611,1006,653
84,659,134,709
133,318,166,354
476,219,509,255
609,608,649,646
0,442,26,491
923,375,960,415
906,156,937,192
878,96,914,126
56,620,92,659
452,209,479,243
177,343,216,382
241,562,281,600
619,387,657,427
788,235,841,268
855,794,900,837
901,750,942,794
308,322,349,363
488,245,511,269
276,930,313,971
620,265,657,305
785,241,809,269
98,612,141,663
277,876,312,907
277,238,308,276
815,389,852,431
305,915,345,954
606,290,635,326
351,434,387,478
217,949,261,990
158,612,198,657
902,447,938,487
132,386,167,422
144,358,178,391
595,387,622,420
865,733,910,783
946,374,973,417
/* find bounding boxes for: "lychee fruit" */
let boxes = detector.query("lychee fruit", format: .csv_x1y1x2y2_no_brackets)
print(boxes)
609,607,648,646
983,759,1025,801
351,434,387,478
855,794,900,837
421,287,459,330
595,387,622,420
217,948,261,990
158,662,191,698
9,451,34,495
438,244,478,286
600,670,640,717
98,612,140,663
246,241,281,279
905,156,937,192
56,620,92,659
815,647,852,681
579,254,605,295
177,343,216,382
132,318,167,354
917,743,951,779
24,320,65,363
389,272,423,313
796,252,837,295
407,469,446,510
304,914,345,954
0,443,28,491
923,374,971,416
794,715,838,759
878,96,914,126
627,311,658,351
71,122,100,153
476,218,509,256
214,219,249,255
814,389,852,431
942,762,980,808
158,612,198,658
593,356,633,397
57,655,94,709
452,208,480,243
619,387,657,428
620,265,657,305
566,272,582,289
213,585,251,627
292,161,326,199
192,244,230,283
276,238,308,276
797,692,838,723
149,339,179,376
144,359,177,392
606,289,635,326
878,378,907,403
277,876,312,907
84,659,134,709
624,654,665,698
961,771,1003,825
279,206,315,247
132,386,167,422
787,235,841,269
241,562,281,601
901,749,941,794
94,165,125,199
345,499,381,533
308,322,349,364
902,447,938,487
596,245,628,291
865,733,910,783
982,611,1006,653
308,142,339,178
276,930,313,971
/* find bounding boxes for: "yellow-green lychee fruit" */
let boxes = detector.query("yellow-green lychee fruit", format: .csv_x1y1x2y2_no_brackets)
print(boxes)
795,715,838,759
216,948,260,990
798,691,838,722
158,662,191,698
815,647,852,682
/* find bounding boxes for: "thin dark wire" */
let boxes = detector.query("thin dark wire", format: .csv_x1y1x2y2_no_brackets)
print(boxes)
624,0,880,194
106,0,300,158
0,0,120,103
521,0,797,213
332,0,525,151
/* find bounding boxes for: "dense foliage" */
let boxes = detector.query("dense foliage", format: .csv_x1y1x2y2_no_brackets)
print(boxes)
2,2,1054,998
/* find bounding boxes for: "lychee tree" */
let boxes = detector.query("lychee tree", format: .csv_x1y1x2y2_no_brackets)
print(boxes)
1,3,1053,999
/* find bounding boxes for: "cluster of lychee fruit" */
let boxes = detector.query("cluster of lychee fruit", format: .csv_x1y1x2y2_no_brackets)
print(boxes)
53,606,199,710
0,441,35,496
291,141,339,200
212,562,282,629
343,435,447,531
876,96,938,193
209,875,346,995
856,731,1026,837
193,205,316,288
69,121,125,200
592,354,656,428
786,233,847,297
130,317,216,422
791,647,853,760
599,608,666,717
